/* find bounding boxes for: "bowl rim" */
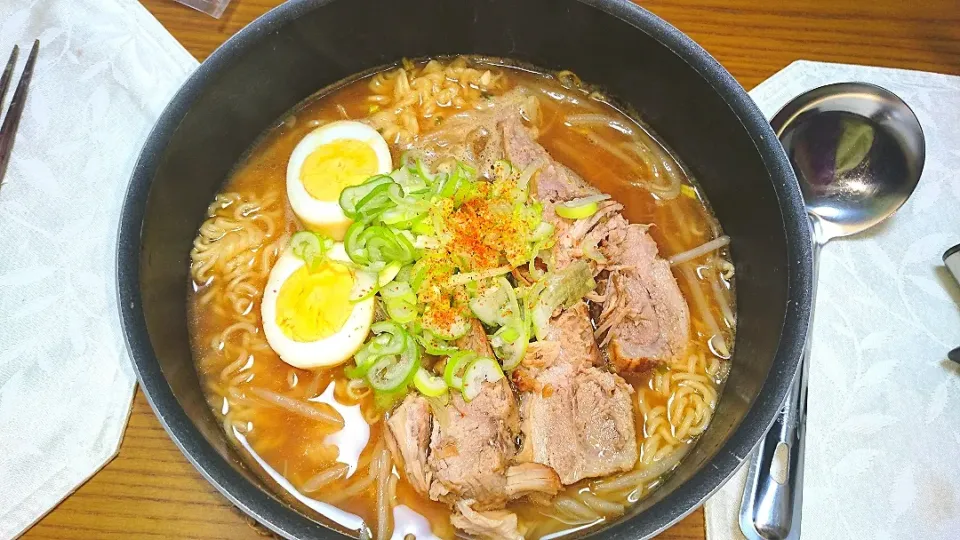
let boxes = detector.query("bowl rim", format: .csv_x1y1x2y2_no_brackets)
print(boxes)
117,0,813,538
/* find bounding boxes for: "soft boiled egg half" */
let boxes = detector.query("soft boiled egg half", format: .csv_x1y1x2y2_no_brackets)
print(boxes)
287,121,392,240
261,241,375,369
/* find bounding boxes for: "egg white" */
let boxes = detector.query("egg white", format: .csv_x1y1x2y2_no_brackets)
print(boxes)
287,121,392,240
261,243,375,369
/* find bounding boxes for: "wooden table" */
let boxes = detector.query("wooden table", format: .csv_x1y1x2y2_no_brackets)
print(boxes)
24,1,960,538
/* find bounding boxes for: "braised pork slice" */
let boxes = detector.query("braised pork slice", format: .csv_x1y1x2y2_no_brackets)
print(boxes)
384,395,432,496
501,118,596,204
387,319,558,536
512,303,638,485
512,303,600,393
386,391,528,532
545,302,603,369
596,219,690,371
501,115,690,371
455,316,498,358
515,361,638,485
505,462,561,500
420,320,519,508
451,500,523,540
427,377,518,508
407,87,540,177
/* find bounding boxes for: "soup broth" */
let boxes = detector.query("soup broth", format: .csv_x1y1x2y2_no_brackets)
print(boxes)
188,57,734,539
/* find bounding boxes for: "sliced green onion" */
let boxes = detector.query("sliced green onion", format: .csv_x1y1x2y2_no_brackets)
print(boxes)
386,300,417,324
364,324,421,393
501,276,522,322
346,226,416,270
394,263,414,284
469,283,508,326
339,175,395,219
443,350,476,390
339,155,592,403
437,173,461,199
532,260,596,340
345,348,380,379
458,161,478,178
380,282,418,324
360,226,414,263
354,184,394,219
423,310,470,340
410,218,433,236
368,353,419,392
380,281,413,299
349,276,379,303
413,235,440,250
555,202,598,220
385,183,410,206
414,367,448,397
290,231,333,271
344,220,370,264
452,180,477,206
448,265,511,287
416,331,458,356
409,258,429,292
555,194,611,220
530,221,555,243
492,159,513,181
367,322,407,355
401,151,418,172
429,200,453,244
348,322,411,380
437,166,470,199
461,357,505,401
381,200,430,227
492,323,528,371
391,165,428,194
515,162,541,203
498,325,521,343
378,261,403,287
468,276,519,327
415,158,436,183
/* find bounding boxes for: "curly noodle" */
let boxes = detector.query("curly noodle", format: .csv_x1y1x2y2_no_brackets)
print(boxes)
366,57,507,145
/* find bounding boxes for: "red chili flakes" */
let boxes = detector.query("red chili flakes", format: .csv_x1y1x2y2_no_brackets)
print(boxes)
446,191,528,270
413,175,535,336
422,301,462,332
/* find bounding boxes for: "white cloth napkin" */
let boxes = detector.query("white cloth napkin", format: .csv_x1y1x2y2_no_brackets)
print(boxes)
706,61,960,540
0,1,197,537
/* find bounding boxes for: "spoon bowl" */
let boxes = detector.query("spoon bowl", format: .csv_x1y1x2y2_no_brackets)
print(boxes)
771,82,924,241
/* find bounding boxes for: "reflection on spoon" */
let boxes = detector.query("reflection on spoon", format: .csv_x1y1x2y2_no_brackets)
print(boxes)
232,428,366,533
834,117,874,175
311,382,369,477
391,505,440,540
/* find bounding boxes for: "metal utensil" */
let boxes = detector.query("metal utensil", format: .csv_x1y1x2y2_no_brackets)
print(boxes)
944,244,960,364
0,40,39,185
740,82,925,540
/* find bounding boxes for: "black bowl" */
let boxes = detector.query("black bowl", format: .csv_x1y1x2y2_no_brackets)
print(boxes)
118,0,813,538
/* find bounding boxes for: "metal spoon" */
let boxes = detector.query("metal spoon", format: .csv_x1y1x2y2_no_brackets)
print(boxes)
739,82,925,540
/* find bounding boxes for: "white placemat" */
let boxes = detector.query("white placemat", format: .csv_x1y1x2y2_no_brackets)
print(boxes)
706,61,960,540
0,1,198,537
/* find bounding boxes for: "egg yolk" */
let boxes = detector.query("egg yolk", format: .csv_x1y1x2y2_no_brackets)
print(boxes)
275,262,355,342
301,139,379,201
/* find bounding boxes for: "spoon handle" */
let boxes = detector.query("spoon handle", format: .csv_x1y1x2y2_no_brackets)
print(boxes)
739,235,821,540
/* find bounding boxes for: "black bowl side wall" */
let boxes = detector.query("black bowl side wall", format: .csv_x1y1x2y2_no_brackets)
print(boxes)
119,0,811,538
